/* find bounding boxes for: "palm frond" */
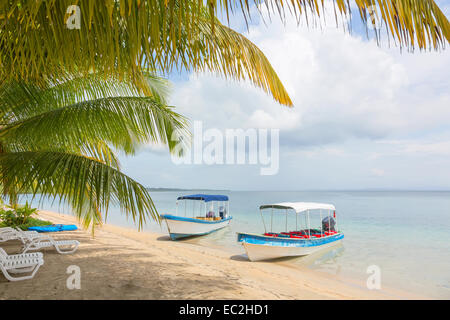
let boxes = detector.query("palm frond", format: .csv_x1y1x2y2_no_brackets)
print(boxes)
2,1,446,104
0,96,189,156
0,0,293,106
45,72,172,106
195,16,293,106
0,74,171,122
3,138,121,170
0,151,158,231
214,0,450,50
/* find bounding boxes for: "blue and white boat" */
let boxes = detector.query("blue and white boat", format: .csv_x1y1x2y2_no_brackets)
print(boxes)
237,202,344,261
161,194,232,240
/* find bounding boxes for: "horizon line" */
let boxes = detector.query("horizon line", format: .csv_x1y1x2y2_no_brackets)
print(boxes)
146,187,450,192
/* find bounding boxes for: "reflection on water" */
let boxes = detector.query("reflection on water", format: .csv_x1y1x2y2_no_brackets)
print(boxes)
292,242,345,269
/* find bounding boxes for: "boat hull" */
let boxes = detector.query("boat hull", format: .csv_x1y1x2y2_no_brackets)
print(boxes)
237,232,344,261
161,214,232,240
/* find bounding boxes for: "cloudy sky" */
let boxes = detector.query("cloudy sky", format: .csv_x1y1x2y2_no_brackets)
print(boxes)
121,1,450,191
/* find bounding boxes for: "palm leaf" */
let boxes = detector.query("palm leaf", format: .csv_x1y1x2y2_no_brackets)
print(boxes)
214,0,450,49
3,138,121,170
0,73,171,122
1,96,189,155
0,0,293,106
2,1,447,105
0,74,189,231
181,10,293,106
0,79,189,156
0,151,159,231
0,1,447,95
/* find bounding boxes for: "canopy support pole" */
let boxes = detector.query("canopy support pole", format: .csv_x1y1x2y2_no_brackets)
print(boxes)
320,209,323,237
271,208,273,233
260,209,267,233
304,213,307,234
307,210,311,239
328,210,331,233
285,209,288,232
335,210,338,233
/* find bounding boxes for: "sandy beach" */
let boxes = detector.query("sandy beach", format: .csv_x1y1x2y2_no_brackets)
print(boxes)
0,210,424,300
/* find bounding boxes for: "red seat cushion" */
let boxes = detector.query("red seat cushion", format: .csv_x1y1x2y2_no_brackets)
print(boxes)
264,233,277,237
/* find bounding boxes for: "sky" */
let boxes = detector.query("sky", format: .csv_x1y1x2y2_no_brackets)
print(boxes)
120,1,450,191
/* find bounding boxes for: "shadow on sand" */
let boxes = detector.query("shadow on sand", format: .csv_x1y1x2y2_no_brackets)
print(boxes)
0,230,242,299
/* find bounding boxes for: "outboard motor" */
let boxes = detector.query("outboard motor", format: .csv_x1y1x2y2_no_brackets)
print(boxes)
322,216,336,232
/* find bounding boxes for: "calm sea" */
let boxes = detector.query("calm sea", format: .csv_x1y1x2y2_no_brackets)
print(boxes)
21,191,450,298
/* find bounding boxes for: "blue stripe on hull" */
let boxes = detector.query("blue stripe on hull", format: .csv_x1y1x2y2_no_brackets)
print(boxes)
169,226,226,240
161,214,232,224
237,232,344,247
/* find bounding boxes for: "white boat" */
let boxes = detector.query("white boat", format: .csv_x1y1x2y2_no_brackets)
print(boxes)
161,194,232,240
237,202,344,261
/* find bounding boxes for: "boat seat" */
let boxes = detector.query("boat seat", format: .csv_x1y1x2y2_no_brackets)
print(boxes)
277,234,290,238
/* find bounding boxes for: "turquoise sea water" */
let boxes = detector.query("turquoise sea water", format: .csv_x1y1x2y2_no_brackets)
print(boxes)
22,191,450,298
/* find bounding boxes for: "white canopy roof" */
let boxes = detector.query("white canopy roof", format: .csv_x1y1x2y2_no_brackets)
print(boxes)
259,202,335,214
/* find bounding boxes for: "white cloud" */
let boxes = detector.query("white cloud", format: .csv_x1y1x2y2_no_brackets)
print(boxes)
374,139,450,157
370,168,385,177
171,7,450,149
246,109,301,129
133,4,450,190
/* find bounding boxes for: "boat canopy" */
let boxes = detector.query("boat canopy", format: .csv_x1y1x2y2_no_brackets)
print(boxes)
259,202,335,213
177,194,229,202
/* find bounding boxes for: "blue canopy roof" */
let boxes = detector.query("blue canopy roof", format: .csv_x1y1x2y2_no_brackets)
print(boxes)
177,194,229,202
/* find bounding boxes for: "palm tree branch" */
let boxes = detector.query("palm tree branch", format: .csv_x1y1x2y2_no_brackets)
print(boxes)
0,74,171,123
214,0,450,49
2,137,121,170
0,1,295,105
1,1,447,103
0,96,189,156
0,151,159,230
194,16,293,106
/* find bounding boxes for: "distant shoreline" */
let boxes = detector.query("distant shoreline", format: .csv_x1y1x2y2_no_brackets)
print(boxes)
145,188,230,192
144,188,450,192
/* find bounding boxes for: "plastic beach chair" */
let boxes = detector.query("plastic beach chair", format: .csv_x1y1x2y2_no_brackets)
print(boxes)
0,227,42,244
0,248,44,281
0,228,79,255
21,234,79,255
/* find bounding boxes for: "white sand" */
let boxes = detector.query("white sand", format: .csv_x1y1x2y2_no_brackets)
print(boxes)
0,211,425,299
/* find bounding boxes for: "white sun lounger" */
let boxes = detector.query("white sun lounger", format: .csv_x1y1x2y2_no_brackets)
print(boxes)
0,227,15,234
22,235,79,255
0,227,43,244
0,248,44,281
0,227,79,254
0,227,27,236
1,226,40,235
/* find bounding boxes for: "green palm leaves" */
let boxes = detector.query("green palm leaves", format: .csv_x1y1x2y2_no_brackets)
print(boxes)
0,75,188,231
0,0,293,106
0,151,156,230
1,1,449,107
216,1,450,49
